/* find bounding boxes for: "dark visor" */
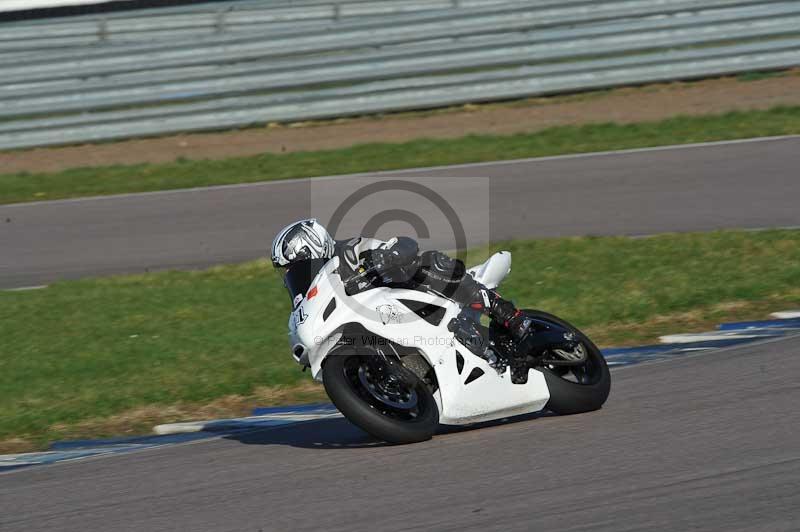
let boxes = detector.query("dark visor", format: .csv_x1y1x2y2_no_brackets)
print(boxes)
282,258,327,304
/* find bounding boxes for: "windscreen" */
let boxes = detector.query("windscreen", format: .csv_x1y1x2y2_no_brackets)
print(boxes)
282,258,327,306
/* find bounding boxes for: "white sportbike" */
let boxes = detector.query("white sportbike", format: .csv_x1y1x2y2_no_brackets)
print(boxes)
285,251,610,443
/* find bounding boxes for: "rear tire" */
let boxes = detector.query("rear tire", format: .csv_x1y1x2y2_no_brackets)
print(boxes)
322,348,439,444
524,310,611,415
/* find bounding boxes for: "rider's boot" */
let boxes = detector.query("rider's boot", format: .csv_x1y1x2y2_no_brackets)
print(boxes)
468,287,572,357
414,251,571,357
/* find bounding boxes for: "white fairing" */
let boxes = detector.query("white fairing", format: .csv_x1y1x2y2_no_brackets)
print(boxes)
467,250,512,289
288,252,550,425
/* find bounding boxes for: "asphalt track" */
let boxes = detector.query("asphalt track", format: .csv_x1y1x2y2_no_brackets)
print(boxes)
2,136,800,288
2,335,798,531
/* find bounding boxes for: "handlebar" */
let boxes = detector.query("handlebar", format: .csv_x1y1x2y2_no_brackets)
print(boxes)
343,265,380,295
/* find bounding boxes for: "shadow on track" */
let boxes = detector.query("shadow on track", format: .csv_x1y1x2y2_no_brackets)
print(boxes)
225,418,383,449
224,411,554,450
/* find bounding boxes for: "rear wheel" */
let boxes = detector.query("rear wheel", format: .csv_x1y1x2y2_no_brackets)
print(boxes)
524,310,611,415
322,347,439,444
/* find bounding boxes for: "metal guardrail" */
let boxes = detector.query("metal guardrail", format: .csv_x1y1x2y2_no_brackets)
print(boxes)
5,5,800,117
1,0,799,151
0,0,645,58
0,0,520,50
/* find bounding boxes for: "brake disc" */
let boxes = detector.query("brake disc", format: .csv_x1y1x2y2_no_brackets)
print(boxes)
549,342,588,364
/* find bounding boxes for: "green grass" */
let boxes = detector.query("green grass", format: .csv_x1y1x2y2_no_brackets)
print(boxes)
2,229,800,449
736,70,789,82
2,106,800,205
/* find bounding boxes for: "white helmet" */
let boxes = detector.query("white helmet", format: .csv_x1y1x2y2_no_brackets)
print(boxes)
271,218,335,267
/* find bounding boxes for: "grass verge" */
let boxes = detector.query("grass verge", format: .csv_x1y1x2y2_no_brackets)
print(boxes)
2,229,799,452
2,106,800,205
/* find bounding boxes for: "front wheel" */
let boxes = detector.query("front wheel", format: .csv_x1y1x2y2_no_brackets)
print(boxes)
322,348,439,444
524,310,611,415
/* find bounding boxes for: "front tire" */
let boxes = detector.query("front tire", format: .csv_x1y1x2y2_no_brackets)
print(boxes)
322,348,439,444
524,310,611,415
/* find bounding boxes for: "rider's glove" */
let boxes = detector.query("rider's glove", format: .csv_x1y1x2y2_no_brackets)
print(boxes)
363,237,420,284
365,249,393,272
382,237,419,268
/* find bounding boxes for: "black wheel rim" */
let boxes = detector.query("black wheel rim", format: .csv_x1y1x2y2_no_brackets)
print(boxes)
545,341,604,385
342,355,426,421
490,315,606,386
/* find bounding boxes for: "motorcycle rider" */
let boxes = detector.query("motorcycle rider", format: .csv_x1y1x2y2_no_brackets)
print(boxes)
271,218,566,361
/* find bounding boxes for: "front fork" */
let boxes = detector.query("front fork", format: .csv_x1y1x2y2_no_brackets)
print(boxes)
367,344,421,387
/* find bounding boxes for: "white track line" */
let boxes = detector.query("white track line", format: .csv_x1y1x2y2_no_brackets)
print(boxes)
3,134,798,209
154,411,342,435
659,332,773,344
771,310,800,319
